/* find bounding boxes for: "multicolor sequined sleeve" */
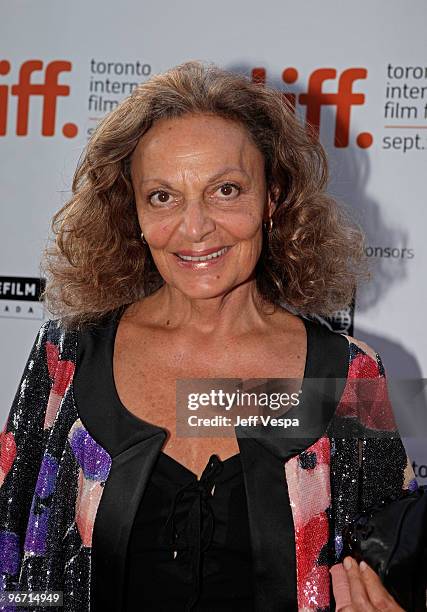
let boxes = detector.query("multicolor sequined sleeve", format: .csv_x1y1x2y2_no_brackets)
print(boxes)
0,321,52,595
343,337,418,505
331,336,419,560
280,334,420,611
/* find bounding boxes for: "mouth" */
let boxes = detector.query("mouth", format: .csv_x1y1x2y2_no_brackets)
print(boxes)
174,246,231,262
173,245,232,267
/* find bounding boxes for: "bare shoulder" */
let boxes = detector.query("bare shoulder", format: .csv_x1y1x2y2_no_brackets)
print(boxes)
267,305,306,338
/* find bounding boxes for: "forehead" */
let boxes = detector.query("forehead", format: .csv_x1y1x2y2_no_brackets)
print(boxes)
130,113,264,173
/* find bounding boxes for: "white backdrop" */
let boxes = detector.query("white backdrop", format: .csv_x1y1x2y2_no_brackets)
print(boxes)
1,0,426,481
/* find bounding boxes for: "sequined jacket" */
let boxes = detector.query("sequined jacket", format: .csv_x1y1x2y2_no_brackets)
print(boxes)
0,313,418,612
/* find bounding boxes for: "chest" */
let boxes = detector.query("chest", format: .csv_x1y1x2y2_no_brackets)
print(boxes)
112,325,306,477
114,327,305,415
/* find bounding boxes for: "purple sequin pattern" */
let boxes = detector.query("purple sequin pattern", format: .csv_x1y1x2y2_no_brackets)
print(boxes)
68,421,111,481
24,453,59,556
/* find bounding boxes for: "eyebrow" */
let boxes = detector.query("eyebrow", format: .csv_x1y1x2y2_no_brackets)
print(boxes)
139,166,250,188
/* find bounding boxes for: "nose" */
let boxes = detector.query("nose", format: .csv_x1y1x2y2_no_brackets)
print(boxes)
178,198,216,242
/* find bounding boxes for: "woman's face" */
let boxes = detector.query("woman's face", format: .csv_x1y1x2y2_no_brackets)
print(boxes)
130,113,276,299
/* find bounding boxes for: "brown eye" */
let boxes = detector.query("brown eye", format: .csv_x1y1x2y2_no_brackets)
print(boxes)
149,190,170,205
217,183,240,198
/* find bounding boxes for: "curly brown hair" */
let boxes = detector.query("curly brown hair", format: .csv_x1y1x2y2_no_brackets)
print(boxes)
41,59,370,330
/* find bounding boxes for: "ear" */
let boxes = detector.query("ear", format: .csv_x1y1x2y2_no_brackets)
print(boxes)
263,185,279,221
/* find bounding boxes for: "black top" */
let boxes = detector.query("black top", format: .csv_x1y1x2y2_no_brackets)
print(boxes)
75,308,255,611
123,451,254,611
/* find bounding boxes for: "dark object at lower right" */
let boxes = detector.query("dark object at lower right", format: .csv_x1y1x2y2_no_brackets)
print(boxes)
342,485,427,612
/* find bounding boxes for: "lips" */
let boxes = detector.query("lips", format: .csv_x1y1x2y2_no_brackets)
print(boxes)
173,245,232,266
176,246,230,262
175,246,229,257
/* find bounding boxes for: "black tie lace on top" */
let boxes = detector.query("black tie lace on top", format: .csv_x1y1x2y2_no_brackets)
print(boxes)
162,454,224,610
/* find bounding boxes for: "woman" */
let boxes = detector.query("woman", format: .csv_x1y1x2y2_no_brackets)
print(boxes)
0,60,419,612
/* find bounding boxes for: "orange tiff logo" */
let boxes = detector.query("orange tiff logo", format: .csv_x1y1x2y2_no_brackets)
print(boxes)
252,66,372,148
0,59,78,137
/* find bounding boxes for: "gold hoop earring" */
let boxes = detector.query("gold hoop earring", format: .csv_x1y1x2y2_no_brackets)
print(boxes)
263,217,274,233
140,231,147,245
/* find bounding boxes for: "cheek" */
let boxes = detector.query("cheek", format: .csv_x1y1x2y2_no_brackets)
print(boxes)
144,222,174,248
223,210,262,239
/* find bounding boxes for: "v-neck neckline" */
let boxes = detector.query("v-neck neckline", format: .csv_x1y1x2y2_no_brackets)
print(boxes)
74,305,349,461
107,306,316,434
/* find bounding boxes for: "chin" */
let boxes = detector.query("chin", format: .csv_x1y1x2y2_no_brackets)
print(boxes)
174,282,233,300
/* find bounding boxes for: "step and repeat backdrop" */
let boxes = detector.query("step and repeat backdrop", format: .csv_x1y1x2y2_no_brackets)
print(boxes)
1,0,426,480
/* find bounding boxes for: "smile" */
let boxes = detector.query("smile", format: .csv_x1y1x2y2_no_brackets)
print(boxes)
173,246,232,268
176,246,230,262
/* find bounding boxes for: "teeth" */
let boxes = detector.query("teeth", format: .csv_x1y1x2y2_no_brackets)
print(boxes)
178,246,229,261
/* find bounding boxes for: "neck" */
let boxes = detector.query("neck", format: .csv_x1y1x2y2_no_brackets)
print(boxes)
129,279,280,339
